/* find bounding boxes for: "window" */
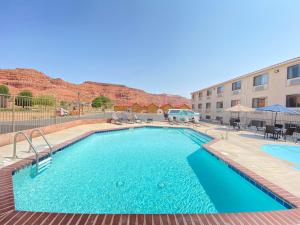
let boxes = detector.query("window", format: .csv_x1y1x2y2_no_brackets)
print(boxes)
207,89,212,96
217,86,224,94
286,94,300,107
170,110,181,114
252,98,266,108
232,81,241,91
216,102,223,109
231,100,241,107
205,115,211,120
191,104,194,110
198,92,203,98
287,64,300,79
253,74,268,86
216,116,223,121
198,103,202,109
206,103,211,109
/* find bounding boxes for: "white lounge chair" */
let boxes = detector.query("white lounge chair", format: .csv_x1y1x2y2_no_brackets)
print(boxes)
134,114,142,123
111,113,122,125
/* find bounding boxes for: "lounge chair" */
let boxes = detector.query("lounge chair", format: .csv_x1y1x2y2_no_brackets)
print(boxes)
111,113,122,125
146,117,153,123
134,114,142,123
283,127,296,141
126,114,135,124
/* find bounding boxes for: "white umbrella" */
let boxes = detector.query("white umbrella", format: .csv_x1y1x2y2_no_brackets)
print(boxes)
225,104,255,113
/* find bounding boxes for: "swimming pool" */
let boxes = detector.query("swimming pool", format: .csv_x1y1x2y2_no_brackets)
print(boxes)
262,144,300,168
13,127,288,214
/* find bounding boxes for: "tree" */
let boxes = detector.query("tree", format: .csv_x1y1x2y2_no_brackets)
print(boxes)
0,85,9,95
0,85,9,108
15,90,33,108
91,96,112,111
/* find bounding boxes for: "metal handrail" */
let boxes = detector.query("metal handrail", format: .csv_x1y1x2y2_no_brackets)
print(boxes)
28,128,53,157
13,131,40,173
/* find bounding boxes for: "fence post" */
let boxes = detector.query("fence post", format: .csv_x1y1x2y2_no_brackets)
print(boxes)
12,95,16,133
77,91,80,119
54,99,57,124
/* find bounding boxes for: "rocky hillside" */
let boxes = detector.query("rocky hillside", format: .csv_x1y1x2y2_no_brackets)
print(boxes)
0,68,190,106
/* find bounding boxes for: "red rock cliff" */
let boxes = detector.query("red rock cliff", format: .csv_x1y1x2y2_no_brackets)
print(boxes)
0,68,190,106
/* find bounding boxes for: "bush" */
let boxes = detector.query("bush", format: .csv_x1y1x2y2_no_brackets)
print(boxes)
15,90,33,108
33,95,56,106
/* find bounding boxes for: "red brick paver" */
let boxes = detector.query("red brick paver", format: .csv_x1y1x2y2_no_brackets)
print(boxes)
1,126,300,225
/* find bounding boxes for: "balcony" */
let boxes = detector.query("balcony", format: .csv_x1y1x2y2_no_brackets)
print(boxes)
217,93,223,98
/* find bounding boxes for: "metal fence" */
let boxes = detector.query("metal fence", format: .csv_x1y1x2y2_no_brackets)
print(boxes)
0,94,110,134
203,111,300,132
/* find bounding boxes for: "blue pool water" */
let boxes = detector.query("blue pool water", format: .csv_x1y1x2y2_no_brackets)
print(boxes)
262,144,300,168
13,127,287,213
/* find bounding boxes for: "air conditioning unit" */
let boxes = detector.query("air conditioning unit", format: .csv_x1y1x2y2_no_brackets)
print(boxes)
288,77,300,86
232,90,241,95
253,84,267,92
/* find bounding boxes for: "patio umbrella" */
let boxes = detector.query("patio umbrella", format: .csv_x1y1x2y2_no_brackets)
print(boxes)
256,104,300,124
225,104,255,118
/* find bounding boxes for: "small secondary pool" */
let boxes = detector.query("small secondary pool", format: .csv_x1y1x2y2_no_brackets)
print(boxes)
13,127,288,214
262,144,300,167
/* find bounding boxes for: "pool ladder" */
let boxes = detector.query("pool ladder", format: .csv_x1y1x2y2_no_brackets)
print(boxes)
13,129,53,174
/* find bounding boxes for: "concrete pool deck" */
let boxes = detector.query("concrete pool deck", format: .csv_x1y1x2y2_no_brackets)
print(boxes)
1,121,300,224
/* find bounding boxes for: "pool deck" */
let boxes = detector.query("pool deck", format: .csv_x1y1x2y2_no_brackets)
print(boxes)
1,122,300,224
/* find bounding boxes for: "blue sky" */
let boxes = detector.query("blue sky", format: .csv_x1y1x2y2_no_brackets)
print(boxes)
0,0,300,98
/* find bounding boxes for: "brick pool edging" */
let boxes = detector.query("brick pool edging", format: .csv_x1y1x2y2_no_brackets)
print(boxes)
1,125,300,225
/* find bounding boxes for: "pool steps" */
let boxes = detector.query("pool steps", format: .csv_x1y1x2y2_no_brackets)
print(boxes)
37,157,52,173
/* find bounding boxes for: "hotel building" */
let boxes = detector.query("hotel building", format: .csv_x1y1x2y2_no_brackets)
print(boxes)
191,57,300,126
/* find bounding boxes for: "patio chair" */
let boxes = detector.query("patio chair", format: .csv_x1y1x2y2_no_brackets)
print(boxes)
264,125,279,139
274,124,283,129
229,118,240,130
283,127,296,141
254,126,265,133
